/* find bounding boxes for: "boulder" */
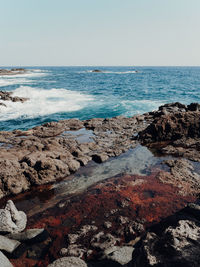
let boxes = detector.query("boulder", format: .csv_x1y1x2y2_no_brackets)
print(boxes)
0,200,27,233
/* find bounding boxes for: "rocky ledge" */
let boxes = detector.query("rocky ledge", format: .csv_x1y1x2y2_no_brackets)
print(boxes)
0,102,200,200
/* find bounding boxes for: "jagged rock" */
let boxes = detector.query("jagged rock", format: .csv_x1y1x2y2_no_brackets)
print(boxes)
47,256,87,267
104,221,112,229
0,90,28,103
187,102,200,111
0,235,21,253
0,200,27,233
139,110,200,143
132,217,200,267
0,251,13,267
60,244,86,258
91,232,120,251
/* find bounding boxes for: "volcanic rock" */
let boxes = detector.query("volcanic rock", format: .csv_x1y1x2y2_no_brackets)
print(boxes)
132,201,200,267
0,200,27,233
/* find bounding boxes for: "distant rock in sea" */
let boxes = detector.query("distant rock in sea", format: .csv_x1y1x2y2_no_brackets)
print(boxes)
92,69,102,73
0,68,27,76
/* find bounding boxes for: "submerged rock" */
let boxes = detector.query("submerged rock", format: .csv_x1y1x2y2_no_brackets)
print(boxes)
0,200,27,233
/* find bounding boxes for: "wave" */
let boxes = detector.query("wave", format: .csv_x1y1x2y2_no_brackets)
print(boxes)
80,70,139,74
0,70,48,87
0,77,33,87
0,86,94,121
121,99,165,116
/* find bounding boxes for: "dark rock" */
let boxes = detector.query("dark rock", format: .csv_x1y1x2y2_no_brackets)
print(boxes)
132,202,200,267
187,103,200,111
92,153,109,163
92,70,102,73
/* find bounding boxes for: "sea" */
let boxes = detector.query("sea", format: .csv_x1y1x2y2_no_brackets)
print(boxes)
0,66,200,131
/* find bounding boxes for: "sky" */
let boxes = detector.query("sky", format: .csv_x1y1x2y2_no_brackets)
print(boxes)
1,0,200,66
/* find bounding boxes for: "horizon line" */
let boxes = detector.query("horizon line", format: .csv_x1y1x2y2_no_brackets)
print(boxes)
1,65,200,68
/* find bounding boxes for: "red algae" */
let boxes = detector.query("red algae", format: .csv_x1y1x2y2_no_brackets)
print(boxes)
9,168,194,266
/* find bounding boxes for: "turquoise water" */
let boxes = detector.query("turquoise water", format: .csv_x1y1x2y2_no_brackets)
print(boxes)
0,66,200,131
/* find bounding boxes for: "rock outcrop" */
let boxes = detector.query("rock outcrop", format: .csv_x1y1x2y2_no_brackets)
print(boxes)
0,114,148,199
132,200,200,267
0,91,29,105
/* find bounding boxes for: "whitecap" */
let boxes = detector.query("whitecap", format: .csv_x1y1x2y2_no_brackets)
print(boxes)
83,70,139,74
0,77,33,87
121,99,165,116
0,86,94,121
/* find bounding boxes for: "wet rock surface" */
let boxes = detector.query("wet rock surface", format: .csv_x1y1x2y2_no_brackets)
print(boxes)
0,102,200,266
0,113,148,199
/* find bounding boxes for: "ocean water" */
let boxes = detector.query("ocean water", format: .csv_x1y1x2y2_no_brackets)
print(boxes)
0,66,200,131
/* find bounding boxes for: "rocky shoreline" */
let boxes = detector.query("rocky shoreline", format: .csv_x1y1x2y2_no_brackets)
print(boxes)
0,68,27,76
0,102,200,266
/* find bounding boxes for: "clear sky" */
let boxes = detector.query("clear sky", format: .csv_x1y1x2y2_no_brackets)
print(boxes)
1,0,200,66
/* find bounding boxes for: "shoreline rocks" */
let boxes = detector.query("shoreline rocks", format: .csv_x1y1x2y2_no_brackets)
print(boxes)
0,68,27,76
0,102,200,266
132,200,200,267
0,91,29,107
0,102,200,200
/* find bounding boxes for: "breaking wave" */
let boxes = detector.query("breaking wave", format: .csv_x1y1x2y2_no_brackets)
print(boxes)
0,86,94,121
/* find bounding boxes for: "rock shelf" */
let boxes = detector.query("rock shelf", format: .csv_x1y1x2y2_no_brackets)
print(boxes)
0,102,200,266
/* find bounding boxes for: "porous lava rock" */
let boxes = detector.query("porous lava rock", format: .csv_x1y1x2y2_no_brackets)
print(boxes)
0,200,27,233
132,201,200,267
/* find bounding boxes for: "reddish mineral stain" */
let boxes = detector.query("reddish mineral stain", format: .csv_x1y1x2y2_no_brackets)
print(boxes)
3,169,196,267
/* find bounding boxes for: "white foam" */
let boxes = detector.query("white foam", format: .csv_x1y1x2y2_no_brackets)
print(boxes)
121,99,165,116
0,86,94,121
81,70,139,74
0,70,48,87
0,77,33,87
